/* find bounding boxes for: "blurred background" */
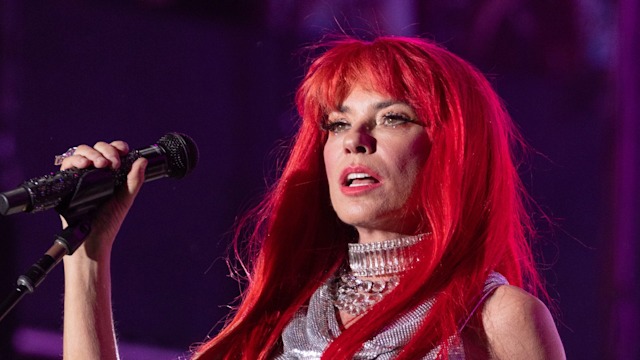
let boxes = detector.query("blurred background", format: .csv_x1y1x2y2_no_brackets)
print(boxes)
0,0,637,359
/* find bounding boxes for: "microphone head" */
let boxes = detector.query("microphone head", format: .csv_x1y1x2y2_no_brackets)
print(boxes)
157,132,199,179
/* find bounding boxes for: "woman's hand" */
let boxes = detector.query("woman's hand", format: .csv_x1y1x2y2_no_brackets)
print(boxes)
61,139,146,360
59,140,147,260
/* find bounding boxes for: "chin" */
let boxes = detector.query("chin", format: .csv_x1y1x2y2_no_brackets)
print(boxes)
336,211,398,231
337,207,424,235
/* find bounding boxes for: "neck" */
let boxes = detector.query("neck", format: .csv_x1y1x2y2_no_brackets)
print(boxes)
354,228,413,244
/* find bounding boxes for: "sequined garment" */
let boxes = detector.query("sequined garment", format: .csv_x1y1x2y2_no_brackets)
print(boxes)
275,272,508,359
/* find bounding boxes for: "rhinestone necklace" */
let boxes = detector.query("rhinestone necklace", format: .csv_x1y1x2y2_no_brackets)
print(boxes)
332,234,427,316
348,234,425,277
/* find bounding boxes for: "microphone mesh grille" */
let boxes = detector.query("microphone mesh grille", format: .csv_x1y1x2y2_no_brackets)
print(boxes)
157,133,199,179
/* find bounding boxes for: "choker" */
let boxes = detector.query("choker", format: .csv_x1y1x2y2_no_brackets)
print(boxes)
348,233,426,277
331,234,427,316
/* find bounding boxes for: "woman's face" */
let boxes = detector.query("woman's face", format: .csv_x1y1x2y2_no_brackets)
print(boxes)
323,86,430,238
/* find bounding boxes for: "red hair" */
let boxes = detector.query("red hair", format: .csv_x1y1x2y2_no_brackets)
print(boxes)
193,36,544,359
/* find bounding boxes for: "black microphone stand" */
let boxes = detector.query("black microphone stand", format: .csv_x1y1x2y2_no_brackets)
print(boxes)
0,218,92,322
0,169,116,322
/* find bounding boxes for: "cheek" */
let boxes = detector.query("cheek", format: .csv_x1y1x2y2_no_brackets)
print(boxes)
394,133,430,168
322,143,333,177
323,142,339,190
392,136,430,193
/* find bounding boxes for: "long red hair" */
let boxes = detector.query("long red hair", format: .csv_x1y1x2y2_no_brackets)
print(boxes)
193,36,544,359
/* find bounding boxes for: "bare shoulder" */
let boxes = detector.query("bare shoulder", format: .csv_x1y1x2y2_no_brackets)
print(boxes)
482,285,565,360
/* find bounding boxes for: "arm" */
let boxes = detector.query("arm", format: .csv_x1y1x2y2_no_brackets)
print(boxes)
62,239,118,360
483,285,566,360
60,141,147,360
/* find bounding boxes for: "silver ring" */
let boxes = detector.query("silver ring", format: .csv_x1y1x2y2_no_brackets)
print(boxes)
54,147,78,166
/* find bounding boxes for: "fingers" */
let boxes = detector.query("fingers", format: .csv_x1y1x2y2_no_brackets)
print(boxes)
56,139,146,191
59,141,130,171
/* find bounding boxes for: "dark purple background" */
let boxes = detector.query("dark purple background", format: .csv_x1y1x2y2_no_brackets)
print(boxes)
0,1,637,359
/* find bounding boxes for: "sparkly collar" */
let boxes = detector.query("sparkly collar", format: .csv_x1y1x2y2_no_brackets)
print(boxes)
347,233,427,277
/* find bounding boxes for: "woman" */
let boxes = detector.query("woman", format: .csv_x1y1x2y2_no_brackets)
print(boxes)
60,37,565,359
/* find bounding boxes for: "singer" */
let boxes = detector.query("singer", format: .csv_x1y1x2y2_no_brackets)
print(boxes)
60,37,565,359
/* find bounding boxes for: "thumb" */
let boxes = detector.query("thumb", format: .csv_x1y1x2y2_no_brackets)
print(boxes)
126,157,148,197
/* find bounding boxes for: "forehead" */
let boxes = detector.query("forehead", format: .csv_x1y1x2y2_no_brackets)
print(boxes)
334,87,405,113
329,83,396,110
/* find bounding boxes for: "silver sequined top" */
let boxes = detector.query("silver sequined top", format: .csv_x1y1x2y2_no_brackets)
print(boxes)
275,272,508,359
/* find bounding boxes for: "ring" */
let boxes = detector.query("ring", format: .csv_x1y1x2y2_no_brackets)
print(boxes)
54,147,78,165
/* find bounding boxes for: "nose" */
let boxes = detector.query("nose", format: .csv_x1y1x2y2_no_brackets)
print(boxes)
343,124,376,154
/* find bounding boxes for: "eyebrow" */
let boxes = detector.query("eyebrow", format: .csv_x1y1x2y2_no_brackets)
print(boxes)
337,100,404,113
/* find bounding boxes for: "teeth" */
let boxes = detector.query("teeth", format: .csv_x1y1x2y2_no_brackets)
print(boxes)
345,172,376,187
347,173,370,180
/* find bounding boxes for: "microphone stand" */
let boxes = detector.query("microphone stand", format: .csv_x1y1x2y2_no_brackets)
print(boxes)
0,169,115,322
0,218,92,322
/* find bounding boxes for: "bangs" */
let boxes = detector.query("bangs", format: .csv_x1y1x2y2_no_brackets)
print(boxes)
298,38,436,128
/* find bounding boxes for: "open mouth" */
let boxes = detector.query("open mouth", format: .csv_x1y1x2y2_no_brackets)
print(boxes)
344,172,380,187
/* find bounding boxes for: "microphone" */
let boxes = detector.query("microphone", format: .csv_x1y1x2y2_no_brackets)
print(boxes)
0,132,198,216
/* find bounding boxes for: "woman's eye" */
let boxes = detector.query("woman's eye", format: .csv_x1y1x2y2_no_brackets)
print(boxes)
380,113,413,127
322,120,350,134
